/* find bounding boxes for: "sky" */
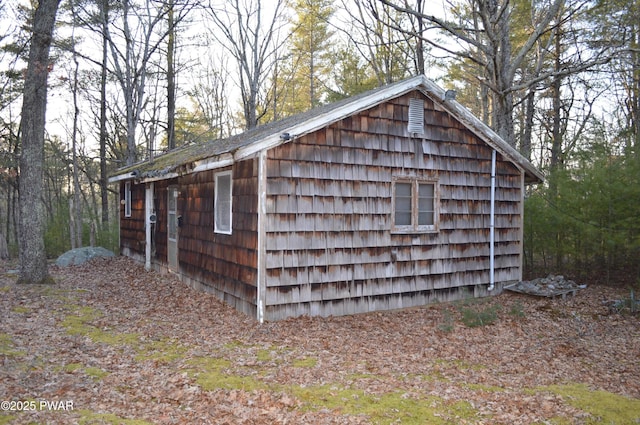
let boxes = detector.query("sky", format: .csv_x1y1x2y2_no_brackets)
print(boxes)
1,0,451,154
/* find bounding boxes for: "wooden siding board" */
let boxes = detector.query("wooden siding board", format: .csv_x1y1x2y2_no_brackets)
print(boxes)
117,90,525,321
135,161,261,316
259,91,525,319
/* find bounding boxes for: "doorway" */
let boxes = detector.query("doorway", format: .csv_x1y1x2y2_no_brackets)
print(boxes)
167,186,179,272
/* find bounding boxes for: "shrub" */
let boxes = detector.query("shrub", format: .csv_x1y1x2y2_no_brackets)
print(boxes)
458,302,501,328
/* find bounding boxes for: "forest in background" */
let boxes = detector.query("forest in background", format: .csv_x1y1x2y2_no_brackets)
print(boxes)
0,0,638,286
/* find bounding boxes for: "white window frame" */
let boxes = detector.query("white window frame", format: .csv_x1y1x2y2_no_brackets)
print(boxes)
167,186,178,242
214,170,233,234
124,181,132,218
392,178,438,233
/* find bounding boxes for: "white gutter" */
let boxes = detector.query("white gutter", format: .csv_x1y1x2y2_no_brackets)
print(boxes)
191,153,234,174
108,172,137,183
488,150,496,291
141,172,180,183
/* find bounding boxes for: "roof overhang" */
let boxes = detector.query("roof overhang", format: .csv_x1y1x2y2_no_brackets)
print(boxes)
108,75,544,185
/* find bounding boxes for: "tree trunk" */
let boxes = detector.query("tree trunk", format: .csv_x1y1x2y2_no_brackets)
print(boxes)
18,0,60,285
549,31,564,196
71,32,83,249
99,0,109,225
0,232,8,260
167,0,176,150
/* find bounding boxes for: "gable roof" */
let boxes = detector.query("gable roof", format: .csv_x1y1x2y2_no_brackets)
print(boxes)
109,75,544,184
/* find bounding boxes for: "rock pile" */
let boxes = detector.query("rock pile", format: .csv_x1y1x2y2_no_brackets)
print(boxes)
506,274,586,298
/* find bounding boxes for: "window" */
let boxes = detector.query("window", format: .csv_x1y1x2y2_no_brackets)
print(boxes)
168,187,178,241
392,179,438,232
124,181,132,218
214,170,232,234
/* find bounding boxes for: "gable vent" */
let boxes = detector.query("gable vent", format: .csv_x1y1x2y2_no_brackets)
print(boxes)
408,98,425,135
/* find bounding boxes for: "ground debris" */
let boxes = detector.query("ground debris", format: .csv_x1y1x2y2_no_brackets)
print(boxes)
1,257,639,424
505,274,586,298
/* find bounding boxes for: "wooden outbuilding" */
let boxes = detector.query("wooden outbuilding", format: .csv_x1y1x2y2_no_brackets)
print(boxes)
109,75,544,322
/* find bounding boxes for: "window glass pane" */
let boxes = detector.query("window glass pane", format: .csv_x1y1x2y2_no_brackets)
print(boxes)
215,173,232,233
395,182,412,226
418,211,434,225
168,188,178,239
418,183,434,226
419,183,433,198
124,182,132,217
168,189,176,211
168,212,176,240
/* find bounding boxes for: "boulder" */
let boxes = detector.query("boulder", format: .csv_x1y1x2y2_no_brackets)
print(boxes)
55,247,115,267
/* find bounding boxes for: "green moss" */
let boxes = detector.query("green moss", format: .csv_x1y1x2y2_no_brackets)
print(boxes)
182,350,486,424
256,348,273,362
0,332,26,357
63,362,84,372
135,338,189,363
11,306,30,314
463,383,506,393
291,385,478,424
77,410,153,425
186,356,267,391
61,305,141,347
84,366,109,381
542,383,640,424
222,340,248,350
0,412,14,425
60,363,108,381
292,357,317,368
0,286,9,293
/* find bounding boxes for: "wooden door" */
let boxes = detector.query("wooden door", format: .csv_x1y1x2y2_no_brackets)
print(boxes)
167,186,179,272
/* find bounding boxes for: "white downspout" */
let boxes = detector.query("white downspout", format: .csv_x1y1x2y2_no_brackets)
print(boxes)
145,182,154,271
488,150,496,291
256,150,267,323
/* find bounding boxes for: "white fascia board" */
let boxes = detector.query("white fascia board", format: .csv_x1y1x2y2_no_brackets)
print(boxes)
234,135,283,160
421,78,545,182
141,172,180,183
234,77,424,161
191,153,234,173
108,172,137,184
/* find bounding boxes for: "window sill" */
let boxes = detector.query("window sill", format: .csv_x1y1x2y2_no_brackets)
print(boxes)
391,228,438,235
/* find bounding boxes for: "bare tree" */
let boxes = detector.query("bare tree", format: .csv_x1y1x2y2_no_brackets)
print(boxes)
18,0,61,284
379,0,568,146
166,0,176,150
100,0,194,165
187,54,232,139
336,0,414,86
68,0,83,249
99,0,110,224
203,0,288,130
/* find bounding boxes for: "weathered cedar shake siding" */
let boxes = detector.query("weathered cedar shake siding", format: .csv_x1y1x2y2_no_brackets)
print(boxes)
120,182,145,259
121,163,260,317
262,92,522,320
111,76,544,321
119,89,527,321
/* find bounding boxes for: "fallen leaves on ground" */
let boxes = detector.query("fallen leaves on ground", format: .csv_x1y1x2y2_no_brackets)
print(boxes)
1,256,639,424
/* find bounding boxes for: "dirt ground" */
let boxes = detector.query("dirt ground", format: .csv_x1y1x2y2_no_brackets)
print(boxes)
1,256,639,424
